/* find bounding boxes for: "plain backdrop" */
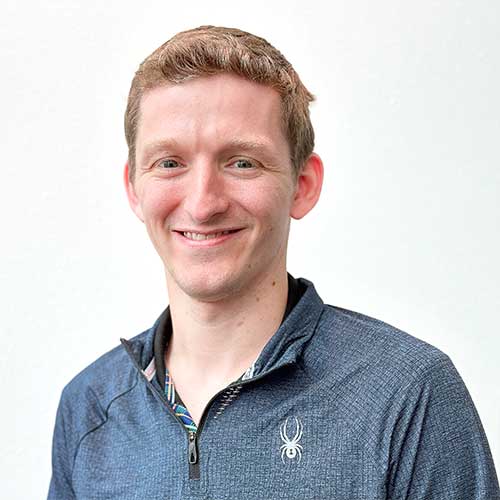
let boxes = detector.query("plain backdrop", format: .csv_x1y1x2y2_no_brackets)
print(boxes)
1,0,499,496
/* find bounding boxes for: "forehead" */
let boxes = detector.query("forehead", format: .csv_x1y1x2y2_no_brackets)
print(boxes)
135,74,289,160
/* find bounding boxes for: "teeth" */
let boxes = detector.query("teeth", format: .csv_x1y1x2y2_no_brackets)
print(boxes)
183,231,231,241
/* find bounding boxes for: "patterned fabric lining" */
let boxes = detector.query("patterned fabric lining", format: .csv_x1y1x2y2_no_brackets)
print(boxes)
143,350,256,433
165,371,197,433
164,361,256,433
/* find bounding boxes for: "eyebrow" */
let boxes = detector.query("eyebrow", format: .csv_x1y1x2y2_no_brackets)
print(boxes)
138,138,182,166
139,137,279,165
223,138,274,153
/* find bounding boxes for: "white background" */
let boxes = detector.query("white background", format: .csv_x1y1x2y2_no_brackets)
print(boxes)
1,0,499,496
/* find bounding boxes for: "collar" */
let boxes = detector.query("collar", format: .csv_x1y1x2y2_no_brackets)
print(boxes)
121,277,324,383
153,273,306,389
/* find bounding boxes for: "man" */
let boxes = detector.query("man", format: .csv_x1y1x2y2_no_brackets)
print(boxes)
48,26,499,499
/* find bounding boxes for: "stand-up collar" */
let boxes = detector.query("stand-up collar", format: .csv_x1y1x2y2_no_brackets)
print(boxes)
250,277,324,377
121,277,324,380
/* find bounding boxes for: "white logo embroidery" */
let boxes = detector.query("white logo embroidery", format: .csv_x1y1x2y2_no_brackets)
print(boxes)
279,417,304,463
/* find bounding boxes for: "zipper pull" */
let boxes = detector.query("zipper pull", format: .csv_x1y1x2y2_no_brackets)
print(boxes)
188,432,198,464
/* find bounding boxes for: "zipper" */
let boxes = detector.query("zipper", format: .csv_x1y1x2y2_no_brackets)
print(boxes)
121,339,205,479
120,338,294,481
188,432,198,463
119,340,197,470
188,431,199,479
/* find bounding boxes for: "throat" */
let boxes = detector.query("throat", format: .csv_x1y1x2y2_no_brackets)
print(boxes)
163,271,290,421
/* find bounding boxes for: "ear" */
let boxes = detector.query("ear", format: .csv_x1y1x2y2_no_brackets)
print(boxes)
124,162,144,222
290,153,324,220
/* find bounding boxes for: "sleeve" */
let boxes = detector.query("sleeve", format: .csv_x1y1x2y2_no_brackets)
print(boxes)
47,389,77,500
387,355,500,500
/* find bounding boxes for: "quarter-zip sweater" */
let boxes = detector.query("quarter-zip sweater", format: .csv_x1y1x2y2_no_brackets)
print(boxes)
48,278,500,499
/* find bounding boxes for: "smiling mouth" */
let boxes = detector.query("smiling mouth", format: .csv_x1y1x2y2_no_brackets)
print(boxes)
179,229,242,241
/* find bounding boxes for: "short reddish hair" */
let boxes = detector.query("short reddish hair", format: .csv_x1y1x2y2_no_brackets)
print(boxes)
124,25,315,180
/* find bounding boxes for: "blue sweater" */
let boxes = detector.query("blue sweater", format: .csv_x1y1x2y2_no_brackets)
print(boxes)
48,278,499,499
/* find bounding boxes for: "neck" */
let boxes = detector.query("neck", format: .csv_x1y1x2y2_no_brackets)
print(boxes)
165,269,289,383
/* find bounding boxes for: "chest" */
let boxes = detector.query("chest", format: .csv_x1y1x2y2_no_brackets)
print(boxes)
71,377,390,500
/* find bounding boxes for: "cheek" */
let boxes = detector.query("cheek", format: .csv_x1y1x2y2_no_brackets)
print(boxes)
234,180,293,217
238,186,292,244
140,182,183,220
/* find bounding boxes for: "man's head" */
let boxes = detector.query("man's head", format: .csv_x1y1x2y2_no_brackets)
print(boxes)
124,25,315,182
124,26,323,302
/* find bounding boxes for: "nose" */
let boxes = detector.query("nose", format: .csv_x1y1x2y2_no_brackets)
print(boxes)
183,161,230,223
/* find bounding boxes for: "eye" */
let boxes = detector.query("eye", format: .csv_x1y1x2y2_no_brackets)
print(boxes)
232,159,255,169
157,159,180,169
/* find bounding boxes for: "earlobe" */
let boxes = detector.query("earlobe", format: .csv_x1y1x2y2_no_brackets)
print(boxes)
124,162,144,222
290,153,324,220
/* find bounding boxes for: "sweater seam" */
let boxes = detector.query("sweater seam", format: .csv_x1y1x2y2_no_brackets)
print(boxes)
70,371,140,484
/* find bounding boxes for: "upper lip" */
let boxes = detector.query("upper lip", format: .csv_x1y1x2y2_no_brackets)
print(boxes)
173,228,243,235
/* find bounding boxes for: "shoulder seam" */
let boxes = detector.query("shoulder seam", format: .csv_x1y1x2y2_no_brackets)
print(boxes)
70,371,140,483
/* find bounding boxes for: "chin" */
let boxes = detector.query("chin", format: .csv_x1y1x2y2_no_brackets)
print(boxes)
171,268,247,303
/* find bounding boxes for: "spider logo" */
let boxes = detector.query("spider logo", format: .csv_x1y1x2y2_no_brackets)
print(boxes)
279,417,304,463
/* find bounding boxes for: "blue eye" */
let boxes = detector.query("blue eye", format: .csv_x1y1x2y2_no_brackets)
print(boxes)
234,159,255,169
158,159,179,169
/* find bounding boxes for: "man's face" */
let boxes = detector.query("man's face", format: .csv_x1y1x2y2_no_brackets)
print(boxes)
126,73,302,301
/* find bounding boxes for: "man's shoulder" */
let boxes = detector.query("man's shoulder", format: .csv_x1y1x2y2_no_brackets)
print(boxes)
313,302,453,385
59,328,152,414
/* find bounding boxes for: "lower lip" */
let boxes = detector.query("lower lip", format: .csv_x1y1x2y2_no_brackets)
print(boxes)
173,230,243,247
